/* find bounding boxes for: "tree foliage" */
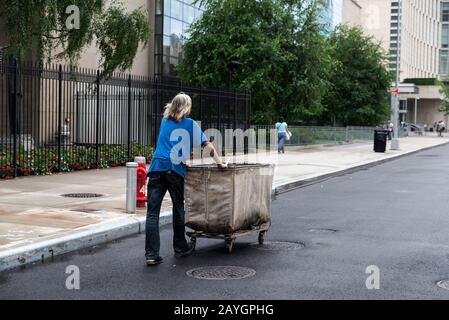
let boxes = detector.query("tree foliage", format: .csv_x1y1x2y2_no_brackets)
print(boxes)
0,0,150,74
438,80,449,116
179,1,391,126
178,0,330,124
323,26,391,126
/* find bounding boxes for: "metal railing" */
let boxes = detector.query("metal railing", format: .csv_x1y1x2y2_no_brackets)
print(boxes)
0,60,251,179
251,125,378,146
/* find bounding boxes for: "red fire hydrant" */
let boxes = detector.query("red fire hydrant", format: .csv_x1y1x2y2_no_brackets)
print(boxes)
135,157,148,208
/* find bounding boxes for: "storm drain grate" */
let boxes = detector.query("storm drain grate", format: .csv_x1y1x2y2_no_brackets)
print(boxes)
309,228,338,234
436,280,449,290
186,266,256,280
417,155,440,158
70,209,103,214
251,241,305,251
61,193,104,199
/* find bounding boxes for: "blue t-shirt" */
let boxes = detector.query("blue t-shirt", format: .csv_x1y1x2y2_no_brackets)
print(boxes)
150,117,207,177
276,122,288,133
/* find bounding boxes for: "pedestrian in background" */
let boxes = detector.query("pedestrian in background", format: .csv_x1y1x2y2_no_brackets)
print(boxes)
145,93,226,266
387,120,394,141
276,117,289,154
438,120,446,137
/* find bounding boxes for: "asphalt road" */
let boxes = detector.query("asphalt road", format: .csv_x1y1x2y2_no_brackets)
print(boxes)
2,144,449,300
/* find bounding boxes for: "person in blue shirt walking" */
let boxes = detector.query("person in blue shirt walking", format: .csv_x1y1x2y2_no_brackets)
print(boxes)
145,93,225,266
275,117,289,154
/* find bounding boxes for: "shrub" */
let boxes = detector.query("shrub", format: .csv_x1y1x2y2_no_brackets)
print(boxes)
0,142,153,179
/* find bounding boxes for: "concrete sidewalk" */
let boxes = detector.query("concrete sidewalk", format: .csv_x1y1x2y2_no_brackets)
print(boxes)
0,136,448,271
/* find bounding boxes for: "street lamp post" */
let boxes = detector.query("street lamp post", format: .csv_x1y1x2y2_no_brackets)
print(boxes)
391,0,402,150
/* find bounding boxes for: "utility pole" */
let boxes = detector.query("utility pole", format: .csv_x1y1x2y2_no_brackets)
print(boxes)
391,0,401,150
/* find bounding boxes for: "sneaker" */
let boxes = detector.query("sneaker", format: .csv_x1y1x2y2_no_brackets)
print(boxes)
175,244,195,258
146,256,163,266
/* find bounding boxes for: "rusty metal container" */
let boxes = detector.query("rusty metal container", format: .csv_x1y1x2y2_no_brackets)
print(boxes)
185,164,275,235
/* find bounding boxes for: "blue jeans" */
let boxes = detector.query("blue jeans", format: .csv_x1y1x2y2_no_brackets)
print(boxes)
145,171,190,258
278,133,287,153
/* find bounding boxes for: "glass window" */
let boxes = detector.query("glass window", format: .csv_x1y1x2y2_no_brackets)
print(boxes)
171,0,183,21
163,36,171,57
170,57,179,75
164,16,171,35
163,55,171,75
156,0,205,76
184,5,195,24
440,50,449,74
169,34,182,58
164,0,171,16
163,56,179,77
195,8,203,19
170,18,183,37
442,25,449,48
442,3,449,22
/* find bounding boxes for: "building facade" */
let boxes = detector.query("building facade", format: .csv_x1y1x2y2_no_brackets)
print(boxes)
80,0,205,78
319,0,363,31
0,0,204,78
341,0,363,26
154,0,205,77
319,0,343,32
355,0,449,127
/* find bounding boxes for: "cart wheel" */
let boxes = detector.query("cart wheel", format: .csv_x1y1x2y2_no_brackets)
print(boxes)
190,237,197,251
258,232,265,245
225,240,234,253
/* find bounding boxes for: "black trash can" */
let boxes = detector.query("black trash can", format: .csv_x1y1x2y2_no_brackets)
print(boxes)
374,130,388,153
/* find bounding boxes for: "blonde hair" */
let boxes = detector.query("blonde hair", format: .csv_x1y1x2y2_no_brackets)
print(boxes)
164,93,192,122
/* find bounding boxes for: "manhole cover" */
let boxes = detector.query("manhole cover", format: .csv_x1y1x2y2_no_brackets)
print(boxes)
61,193,104,199
437,280,449,290
186,266,256,280
309,228,338,234
251,241,305,251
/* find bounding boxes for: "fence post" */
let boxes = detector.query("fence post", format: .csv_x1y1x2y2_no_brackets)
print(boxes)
153,77,158,147
57,64,63,171
75,91,80,143
217,89,221,139
248,90,251,130
234,89,237,155
96,70,101,167
199,85,203,126
11,58,19,177
127,74,132,160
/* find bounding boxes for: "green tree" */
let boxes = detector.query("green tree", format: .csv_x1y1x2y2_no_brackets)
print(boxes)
323,26,391,126
438,80,449,116
178,0,330,124
0,0,150,74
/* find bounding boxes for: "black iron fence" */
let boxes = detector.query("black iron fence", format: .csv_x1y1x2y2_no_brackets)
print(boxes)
0,60,251,179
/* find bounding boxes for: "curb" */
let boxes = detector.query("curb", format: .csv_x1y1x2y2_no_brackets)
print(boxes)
1,140,448,272
0,212,172,272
